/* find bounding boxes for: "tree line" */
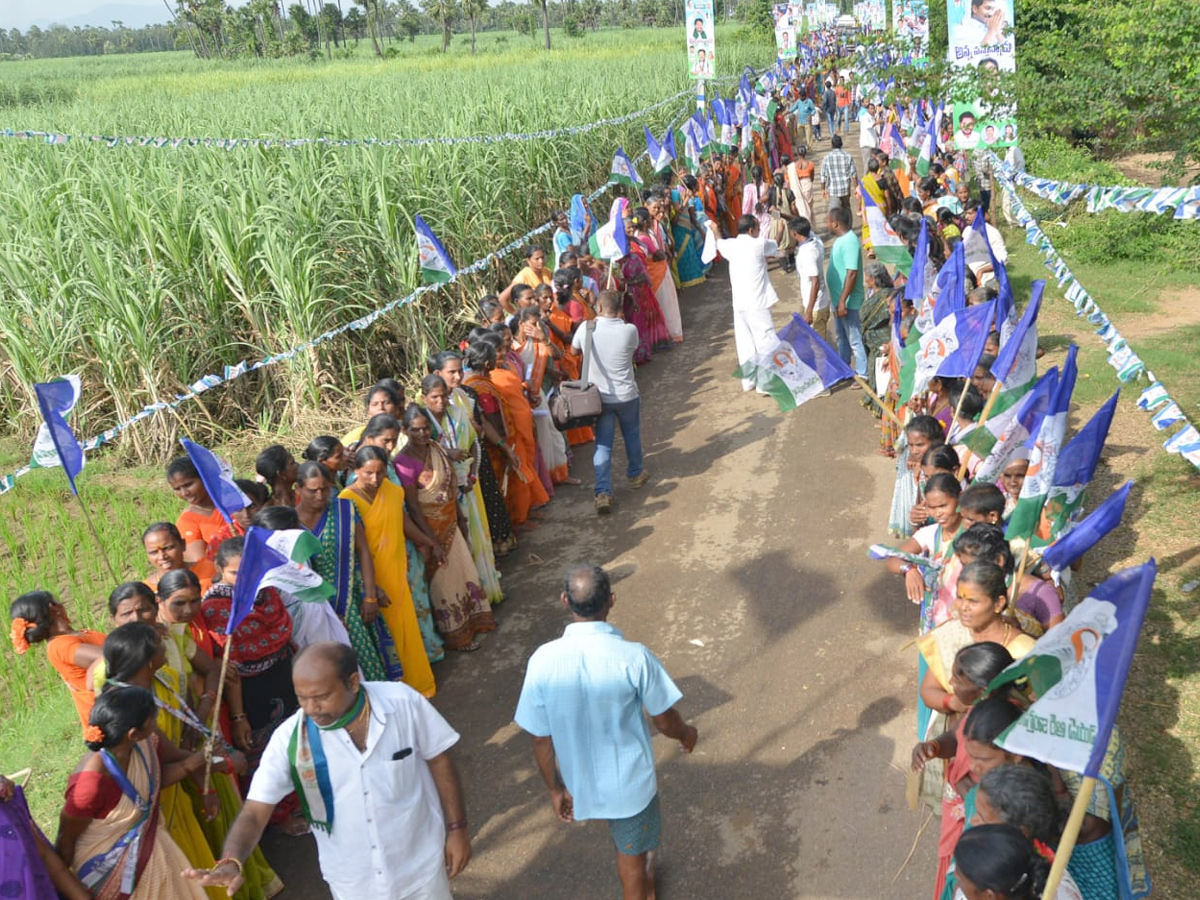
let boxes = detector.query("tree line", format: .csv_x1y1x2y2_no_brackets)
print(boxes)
0,0,738,61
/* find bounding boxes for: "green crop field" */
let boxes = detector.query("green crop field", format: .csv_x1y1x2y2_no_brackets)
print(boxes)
0,27,771,460
0,25,772,824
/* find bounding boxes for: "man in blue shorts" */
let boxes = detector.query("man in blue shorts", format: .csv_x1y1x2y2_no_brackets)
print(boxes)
514,564,698,900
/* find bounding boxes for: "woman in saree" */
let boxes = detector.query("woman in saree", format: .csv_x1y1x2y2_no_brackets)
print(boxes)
339,446,438,697
431,349,517,559
394,405,498,652
568,193,594,246
463,339,549,529
860,157,890,253
910,642,1016,899
341,382,402,449
293,461,405,682
741,165,773,237
167,457,238,564
670,175,710,291
142,523,216,594
498,244,553,313
95,622,280,900
0,772,90,900
513,305,576,486
420,374,504,605
646,193,684,339
545,270,596,447
551,211,573,270
355,415,444,663
57,686,211,900
785,145,815,222
9,590,104,734
200,539,298,764
624,209,673,357
723,149,743,236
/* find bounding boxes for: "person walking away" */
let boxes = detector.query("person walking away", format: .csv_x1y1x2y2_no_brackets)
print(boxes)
514,565,698,900
820,135,859,223
789,216,831,345
785,146,815,222
826,206,867,381
573,291,647,515
186,643,470,900
708,215,782,395
821,81,838,139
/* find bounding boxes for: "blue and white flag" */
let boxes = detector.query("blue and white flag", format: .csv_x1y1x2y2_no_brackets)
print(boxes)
30,374,83,474
1164,424,1200,455
1150,401,1184,431
971,367,1059,482
904,217,931,308
932,241,966,324
1136,381,1169,412
644,126,675,174
609,147,642,187
589,198,629,261
733,313,856,410
861,188,912,272
1041,480,1133,573
902,299,996,404
33,379,86,494
989,557,1156,777
181,438,252,527
414,214,457,284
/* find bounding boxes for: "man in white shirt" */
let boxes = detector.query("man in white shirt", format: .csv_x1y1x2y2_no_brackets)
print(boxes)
186,643,470,900
572,290,647,514
962,200,1009,281
857,101,879,172
709,215,781,394
788,216,831,343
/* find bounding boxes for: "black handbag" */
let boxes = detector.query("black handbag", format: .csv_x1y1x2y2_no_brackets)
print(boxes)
548,321,602,431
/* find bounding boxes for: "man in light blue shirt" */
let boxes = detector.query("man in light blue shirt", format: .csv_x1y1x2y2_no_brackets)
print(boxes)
515,564,698,900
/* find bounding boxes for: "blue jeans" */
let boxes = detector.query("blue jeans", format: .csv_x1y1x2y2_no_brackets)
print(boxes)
593,397,643,496
834,307,868,377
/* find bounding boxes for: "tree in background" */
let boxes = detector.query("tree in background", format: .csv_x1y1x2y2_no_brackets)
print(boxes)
421,0,459,50
533,0,551,48
462,0,488,51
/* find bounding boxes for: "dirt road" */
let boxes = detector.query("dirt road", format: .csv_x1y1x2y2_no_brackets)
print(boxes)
262,195,939,897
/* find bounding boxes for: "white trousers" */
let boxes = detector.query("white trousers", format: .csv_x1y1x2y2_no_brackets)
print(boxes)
733,306,778,391
331,868,453,900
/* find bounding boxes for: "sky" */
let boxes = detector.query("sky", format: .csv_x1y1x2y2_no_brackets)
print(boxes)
3,1,252,31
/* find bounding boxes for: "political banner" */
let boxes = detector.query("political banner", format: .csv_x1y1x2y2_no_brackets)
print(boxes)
686,0,715,80
893,0,928,59
946,0,1017,150
773,4,797,60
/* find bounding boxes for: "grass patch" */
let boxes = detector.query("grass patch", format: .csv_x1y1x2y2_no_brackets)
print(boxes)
998,198,1200,894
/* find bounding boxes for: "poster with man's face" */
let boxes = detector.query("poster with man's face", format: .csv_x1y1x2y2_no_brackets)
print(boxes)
685,0,715,79
952,102,1016,150
947,0,1015,71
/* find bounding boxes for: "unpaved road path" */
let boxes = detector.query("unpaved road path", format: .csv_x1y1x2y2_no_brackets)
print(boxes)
262,189,939,897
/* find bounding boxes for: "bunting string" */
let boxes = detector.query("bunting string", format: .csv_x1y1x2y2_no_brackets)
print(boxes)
999,162,1200,220
0,80,744,152
0,91,704,497
990,151,1200,472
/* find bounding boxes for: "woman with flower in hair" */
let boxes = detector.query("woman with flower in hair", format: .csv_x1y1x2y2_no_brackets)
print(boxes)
57,685,211,900
10,591,105,734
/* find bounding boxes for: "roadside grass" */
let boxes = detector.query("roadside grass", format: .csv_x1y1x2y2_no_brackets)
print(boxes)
1000,214,1200,897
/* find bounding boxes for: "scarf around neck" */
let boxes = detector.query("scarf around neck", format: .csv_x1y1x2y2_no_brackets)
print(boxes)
287,688,367,832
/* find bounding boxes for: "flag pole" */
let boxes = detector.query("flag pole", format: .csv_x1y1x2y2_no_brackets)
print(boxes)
1009,541,1030,607
853,376,905,428
957,378,1004,481
201,648,234,795
74,492,120,584
1042,776,1097,900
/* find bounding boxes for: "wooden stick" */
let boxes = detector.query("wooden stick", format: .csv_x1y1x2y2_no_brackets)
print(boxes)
1043,776,1097,900
74,492,120,584
1009,540,1030,607
956,378,1005,482
854,375,905,428
201,647,234,794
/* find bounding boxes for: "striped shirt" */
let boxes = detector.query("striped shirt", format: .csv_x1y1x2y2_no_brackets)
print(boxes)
820,148,859,197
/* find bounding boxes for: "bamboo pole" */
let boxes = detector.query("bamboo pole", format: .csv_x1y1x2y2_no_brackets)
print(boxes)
956,378,1004,482
201,648,234,794
75,493,120,584
1043,777,1097,900
854,375,905,428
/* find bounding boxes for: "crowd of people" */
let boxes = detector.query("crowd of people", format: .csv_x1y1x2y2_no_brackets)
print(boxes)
1,51,1142,900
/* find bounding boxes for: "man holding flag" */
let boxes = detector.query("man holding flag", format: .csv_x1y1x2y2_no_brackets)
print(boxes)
187,642,472,900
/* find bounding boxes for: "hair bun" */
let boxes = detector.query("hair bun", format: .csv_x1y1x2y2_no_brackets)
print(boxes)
83,725,106,745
